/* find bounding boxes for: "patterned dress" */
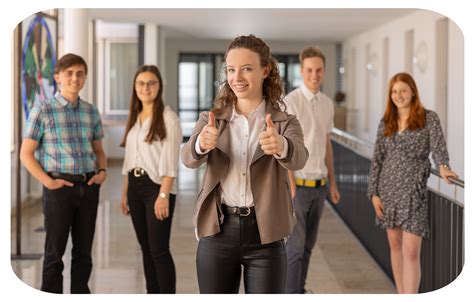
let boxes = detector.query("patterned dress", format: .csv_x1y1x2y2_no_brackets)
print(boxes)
367,110,450,238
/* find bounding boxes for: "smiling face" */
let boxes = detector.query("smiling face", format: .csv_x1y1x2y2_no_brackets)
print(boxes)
391,80,414,110
54,64,86,101
225,47,269,103
135,71,160,106
301,56,325,93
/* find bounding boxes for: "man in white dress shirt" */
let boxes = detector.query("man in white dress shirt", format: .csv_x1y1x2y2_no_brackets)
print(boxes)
284,47,341,294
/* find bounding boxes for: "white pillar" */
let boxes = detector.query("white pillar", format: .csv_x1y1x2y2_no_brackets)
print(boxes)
63,9,91,101
144,24,169,108
144,23,158,65
158,26,167,77
144,24,166,74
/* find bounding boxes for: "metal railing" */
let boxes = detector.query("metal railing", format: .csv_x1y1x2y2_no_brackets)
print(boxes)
329,128,464,293
330,128,464,201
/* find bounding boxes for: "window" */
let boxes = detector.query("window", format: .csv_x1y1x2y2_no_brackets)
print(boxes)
95,21,139,118
274,54,302,94
178,54,221,138
106,40,138,115
178,53,301,138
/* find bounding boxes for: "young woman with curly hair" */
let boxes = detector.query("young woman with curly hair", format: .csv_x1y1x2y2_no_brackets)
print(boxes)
181,34,308,293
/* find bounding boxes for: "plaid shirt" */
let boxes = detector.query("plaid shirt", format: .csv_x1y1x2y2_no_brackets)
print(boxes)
24,92,104,174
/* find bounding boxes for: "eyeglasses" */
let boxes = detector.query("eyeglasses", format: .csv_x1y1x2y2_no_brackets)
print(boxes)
135,80,158,88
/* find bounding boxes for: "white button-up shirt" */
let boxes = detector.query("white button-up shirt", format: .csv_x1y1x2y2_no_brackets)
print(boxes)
122,106,183,194
195,101,288,207
285,84,334,180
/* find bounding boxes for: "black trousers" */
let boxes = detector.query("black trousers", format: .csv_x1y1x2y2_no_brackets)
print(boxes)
127,173,176,293
41,181,100,293
196,208,287,294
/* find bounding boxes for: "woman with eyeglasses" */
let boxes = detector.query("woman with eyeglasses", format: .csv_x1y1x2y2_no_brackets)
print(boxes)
181,35,309,293
120,65,182,293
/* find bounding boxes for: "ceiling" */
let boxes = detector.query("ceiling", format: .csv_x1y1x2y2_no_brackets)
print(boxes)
89,8,418,42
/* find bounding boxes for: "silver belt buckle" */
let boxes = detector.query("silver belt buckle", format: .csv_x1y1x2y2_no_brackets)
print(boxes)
240,206,251,217
133,168,143,177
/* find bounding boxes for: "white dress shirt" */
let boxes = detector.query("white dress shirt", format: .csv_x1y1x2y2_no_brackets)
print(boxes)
122,106,183,194
285,84,334,180
195,101,288,207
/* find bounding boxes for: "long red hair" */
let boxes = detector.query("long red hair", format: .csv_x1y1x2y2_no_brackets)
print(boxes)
383,72,425,137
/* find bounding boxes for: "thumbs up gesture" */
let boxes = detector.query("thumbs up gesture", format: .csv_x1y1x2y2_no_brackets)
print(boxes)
259,113,284,156
199,111,218,152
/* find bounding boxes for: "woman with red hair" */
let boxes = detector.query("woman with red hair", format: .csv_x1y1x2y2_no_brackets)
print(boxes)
368,72,458,293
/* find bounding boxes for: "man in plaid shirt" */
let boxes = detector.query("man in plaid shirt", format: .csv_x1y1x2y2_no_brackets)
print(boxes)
20,53,107,294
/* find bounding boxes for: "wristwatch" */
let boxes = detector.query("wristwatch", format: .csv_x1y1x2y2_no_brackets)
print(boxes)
159,192,168,199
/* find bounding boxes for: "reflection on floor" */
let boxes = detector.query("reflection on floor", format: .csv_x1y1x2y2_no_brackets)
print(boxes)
11,160,395,294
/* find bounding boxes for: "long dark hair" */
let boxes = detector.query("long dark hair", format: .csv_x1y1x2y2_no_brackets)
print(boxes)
383,72,425,137
213,34,285,115
120,65,166,147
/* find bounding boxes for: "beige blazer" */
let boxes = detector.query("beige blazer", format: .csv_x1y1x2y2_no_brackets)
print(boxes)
181,102,308,244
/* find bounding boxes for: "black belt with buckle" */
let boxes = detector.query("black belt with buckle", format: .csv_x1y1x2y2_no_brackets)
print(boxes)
222,204,254,217
130,168,148,177
48,171,95,182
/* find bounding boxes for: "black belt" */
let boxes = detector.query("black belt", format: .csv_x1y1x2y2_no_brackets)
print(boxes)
222,204,255,217
48,171,95,182
130,168,148,177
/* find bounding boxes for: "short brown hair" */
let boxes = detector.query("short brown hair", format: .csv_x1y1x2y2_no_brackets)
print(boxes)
54,53,88,75
299,46,325,67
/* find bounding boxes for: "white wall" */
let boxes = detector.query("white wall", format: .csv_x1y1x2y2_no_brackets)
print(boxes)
443,19,464,200
343,10,464,201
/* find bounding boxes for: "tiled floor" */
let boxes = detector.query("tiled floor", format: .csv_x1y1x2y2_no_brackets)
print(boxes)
10,160,395,294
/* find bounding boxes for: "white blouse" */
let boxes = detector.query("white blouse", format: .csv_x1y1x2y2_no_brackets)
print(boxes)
122,106,183,194
195,101,288,207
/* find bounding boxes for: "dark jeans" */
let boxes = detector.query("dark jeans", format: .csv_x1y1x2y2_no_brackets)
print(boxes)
41,181,100,294
196,209,286,294
285,185,328,293
127,173,176,294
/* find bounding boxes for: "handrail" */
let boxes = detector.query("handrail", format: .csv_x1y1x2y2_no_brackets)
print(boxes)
331,128,374,148
330,128,465,189
430,168,464,188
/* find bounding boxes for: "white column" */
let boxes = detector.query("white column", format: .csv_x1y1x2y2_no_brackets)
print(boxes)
144,23,158,65
158,26,167,77
144,24,166,73
63,9,91,101
144,24,169,107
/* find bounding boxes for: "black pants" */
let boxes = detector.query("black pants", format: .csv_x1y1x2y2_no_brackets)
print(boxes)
127,173,176,293
41,180,100,293
196,208,286,294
